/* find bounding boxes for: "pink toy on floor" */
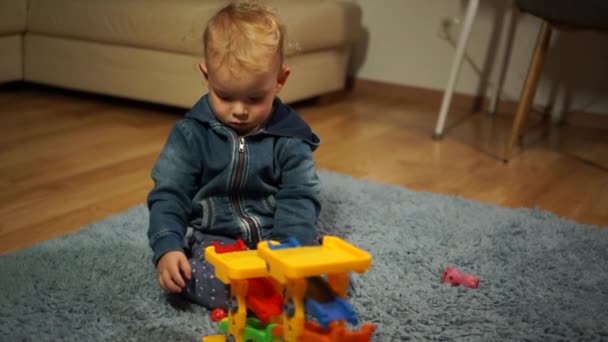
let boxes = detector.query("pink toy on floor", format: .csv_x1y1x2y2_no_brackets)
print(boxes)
441,266,479,289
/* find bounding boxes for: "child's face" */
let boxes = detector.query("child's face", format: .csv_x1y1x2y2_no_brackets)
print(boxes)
200,53,290,136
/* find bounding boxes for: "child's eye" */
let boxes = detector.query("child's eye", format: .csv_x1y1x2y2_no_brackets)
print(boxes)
218,95,232,102
248,97,263,103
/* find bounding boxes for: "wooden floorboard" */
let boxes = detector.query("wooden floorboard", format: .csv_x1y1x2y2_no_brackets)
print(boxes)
1,84,607,254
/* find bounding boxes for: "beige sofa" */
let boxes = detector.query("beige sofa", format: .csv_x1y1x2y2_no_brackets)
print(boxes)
1,0,361,107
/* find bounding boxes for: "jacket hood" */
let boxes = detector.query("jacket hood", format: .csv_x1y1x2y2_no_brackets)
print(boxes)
186,95,320,150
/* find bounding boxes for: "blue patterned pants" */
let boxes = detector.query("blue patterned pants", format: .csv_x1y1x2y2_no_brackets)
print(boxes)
180,231,235,310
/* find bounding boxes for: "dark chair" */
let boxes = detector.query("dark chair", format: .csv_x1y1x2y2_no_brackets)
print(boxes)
503,0,608,161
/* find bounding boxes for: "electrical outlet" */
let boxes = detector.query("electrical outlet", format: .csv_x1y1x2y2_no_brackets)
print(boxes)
438,16,461,41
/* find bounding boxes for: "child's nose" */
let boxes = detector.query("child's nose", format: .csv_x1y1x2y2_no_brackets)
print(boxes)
232,102,248,119
233,111,248,121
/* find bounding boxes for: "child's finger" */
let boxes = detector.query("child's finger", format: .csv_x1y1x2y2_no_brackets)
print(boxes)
179,257,192,280
163,272,183,292
169,267,186,288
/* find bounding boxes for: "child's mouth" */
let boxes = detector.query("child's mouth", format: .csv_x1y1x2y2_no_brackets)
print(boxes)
230,122,251,133
231,122,248,128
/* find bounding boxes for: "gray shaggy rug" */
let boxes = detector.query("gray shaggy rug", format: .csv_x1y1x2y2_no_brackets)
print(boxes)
1,171,607,341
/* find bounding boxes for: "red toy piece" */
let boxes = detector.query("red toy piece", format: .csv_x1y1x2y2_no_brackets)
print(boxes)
210,308,226,322
246,278,284,323
441,266,479,289
212,238,247,253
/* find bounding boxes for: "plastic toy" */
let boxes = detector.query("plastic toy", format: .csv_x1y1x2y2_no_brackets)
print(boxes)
267,237,301,250
201,236,376,342
272,320,376,342
211,308,227,322
305,297,358,329
441,266,479,289
217,317,278,342
245,277,284,323
212,239,248,253
208,239,248,323
303,276,358,329
202,335,228,342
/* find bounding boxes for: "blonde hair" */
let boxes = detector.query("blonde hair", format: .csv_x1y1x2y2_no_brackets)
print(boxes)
203,1,285,74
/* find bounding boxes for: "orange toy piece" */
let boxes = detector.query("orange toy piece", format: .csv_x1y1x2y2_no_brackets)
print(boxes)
272,320,376,342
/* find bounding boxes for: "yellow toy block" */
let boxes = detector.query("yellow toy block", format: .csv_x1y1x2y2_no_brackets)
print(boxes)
257,236,372,283
204,248,269,283
201,334,226,342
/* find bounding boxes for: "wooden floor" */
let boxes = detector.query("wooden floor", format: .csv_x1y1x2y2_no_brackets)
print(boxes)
1,83,607,254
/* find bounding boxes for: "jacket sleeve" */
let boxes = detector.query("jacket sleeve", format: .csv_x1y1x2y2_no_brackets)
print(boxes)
147,120,201,265
272,138,321,245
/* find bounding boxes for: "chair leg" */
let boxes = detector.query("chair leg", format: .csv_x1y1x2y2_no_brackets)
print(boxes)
489,2,517,115
433,0,480,139
503,20,552,162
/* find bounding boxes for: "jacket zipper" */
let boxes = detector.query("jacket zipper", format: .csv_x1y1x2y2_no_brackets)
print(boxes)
231,136,261,246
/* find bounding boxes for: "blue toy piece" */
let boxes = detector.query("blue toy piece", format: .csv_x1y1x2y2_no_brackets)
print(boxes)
267,237,301,250
304,297,359,329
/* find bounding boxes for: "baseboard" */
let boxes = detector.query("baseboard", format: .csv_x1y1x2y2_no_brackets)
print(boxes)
352,78,518,115
352,78,608,130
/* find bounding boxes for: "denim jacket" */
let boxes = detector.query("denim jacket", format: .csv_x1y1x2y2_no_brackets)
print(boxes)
147,95,321,264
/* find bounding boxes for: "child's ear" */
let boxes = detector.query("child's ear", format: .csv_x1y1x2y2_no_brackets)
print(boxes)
199,61,209,80
276,65,291,92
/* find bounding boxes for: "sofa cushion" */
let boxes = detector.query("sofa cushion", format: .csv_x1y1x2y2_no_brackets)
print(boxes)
27,0,361,57
0,0,27,35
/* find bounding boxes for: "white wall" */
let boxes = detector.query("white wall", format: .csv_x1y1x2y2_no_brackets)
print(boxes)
349,0,608,115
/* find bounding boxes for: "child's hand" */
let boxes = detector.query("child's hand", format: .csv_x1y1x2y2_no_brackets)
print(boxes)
156,250,192,293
